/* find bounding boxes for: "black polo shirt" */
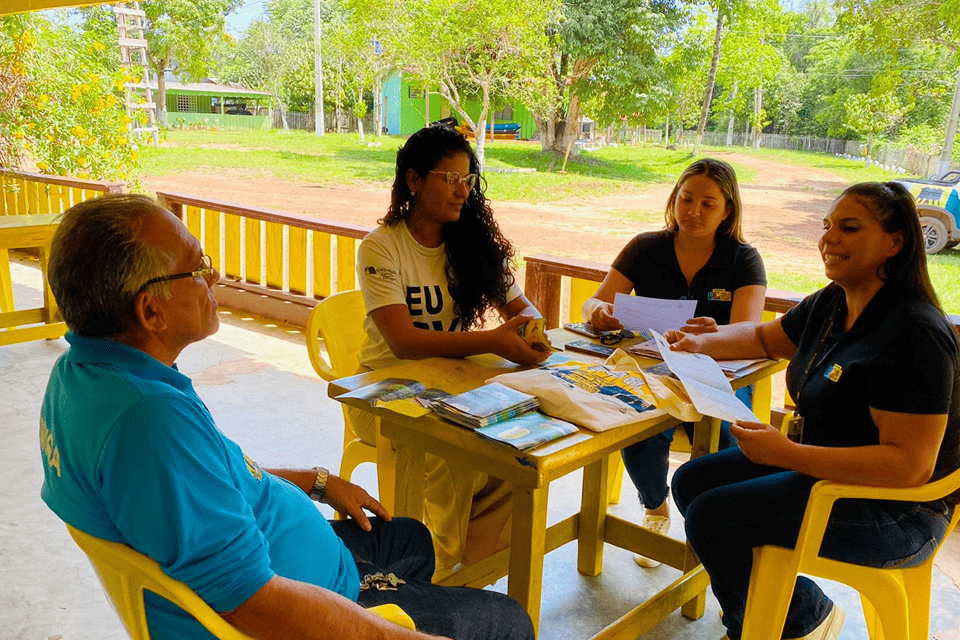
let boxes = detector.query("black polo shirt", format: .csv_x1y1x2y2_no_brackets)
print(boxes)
612,230,767,325
781,283,960,502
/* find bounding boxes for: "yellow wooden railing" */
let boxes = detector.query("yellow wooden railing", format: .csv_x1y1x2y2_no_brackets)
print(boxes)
156,191,374,326
0,169,124,216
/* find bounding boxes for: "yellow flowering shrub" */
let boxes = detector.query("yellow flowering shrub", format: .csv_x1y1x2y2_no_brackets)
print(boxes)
1,13,143,183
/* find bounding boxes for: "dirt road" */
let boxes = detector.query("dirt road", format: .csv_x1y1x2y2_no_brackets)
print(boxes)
144,150,847,282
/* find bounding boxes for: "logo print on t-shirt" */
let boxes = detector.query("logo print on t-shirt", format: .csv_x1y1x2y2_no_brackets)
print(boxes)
244,454,264,481
406,285,460,332
364,265,397,282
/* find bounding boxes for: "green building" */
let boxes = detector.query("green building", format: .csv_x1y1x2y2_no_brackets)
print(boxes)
158,80,273,130
381,70,537,140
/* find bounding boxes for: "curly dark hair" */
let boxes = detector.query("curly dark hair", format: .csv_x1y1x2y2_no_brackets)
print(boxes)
381,124,516,329
840,181,941,310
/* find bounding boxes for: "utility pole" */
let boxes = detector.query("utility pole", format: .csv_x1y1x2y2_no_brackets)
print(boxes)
314,0,324,136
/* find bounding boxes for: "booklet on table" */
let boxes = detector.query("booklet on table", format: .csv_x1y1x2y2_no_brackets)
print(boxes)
431,382,539,429
475,411,578,450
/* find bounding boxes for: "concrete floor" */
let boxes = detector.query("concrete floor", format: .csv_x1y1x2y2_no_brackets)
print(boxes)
2,260,959,640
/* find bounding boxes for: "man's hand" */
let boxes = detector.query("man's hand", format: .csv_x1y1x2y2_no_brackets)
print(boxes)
492,315,550,365
730,420,793,467
322,474,391,531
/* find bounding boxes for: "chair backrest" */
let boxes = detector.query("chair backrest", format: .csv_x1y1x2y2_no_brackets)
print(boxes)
306,289,367,382
66,524,256,640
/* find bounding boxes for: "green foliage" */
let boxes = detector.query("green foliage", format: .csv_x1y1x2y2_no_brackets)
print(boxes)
0,14,141,182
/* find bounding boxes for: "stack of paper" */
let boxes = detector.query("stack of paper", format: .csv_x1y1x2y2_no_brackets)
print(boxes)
431,382,539,429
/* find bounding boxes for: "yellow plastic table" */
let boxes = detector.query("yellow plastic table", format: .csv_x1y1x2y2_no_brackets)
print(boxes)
0,213,66,346
328,333,787,639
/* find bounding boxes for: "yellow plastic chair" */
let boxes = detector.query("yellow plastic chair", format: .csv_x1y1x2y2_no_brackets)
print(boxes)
66,524,415,639
305,289,396,514
741,469,960,640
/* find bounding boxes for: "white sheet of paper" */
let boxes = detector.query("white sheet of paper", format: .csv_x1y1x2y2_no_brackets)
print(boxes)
613,293,697,334
650,330,760,423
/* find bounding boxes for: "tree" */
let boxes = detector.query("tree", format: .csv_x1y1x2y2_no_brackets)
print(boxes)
692,0,758,156
222,0,314,130
0,12,142,182
536,0,680,157
135,0,240,126
840,0,960,173
844,92,907,159
373,0,556,168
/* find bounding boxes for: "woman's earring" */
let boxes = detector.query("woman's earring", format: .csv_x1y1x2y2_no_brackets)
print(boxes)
410,190,416,197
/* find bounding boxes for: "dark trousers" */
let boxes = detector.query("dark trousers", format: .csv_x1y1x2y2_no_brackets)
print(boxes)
331,517,534,640
671,448,952,640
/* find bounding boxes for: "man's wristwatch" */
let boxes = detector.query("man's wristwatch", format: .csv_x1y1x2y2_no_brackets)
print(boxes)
309,466,329,502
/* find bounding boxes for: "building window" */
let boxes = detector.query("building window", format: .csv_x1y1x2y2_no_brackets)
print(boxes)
493,105,514,121
176,95,197,113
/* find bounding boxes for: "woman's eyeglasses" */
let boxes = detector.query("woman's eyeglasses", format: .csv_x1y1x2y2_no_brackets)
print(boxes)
141,254,216,289
428,171,478,190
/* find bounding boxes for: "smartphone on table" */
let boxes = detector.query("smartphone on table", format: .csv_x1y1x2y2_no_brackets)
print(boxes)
563,322,604,339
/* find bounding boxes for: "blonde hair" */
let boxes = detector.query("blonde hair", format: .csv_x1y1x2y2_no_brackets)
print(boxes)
664,158,745,243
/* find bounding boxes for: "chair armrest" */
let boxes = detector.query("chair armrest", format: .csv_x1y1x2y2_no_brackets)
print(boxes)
305,303,338,382
795,470,960,561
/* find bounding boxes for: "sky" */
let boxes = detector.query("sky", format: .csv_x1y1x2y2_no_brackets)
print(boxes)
226,0,268,36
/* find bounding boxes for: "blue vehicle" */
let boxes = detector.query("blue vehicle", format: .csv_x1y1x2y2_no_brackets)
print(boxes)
896,170,960,254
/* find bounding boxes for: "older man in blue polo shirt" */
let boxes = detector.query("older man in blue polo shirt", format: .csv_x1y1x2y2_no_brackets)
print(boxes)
38,194,534,640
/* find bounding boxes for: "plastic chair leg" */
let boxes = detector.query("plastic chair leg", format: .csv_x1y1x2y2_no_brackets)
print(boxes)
742,546,800,640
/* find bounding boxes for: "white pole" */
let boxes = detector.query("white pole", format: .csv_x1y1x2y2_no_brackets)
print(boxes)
314,0,325,136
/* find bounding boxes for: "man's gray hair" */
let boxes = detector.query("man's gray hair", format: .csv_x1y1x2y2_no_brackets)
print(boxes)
48,194,177,337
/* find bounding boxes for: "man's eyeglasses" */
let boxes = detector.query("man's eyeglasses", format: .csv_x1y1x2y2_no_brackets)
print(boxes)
141,254,216,289
428,171,478,190
599,329,635,345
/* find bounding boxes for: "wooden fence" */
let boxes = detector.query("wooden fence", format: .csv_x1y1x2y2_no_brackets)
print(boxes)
0,169,124,216
156,191,374,326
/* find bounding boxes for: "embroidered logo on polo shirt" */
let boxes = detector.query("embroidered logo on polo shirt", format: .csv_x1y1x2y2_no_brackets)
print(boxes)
707,289,731,302
825,364,843,382
364,265,397,282
244,454,264,481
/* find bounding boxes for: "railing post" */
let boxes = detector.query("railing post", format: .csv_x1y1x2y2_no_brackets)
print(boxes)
524,260,561,330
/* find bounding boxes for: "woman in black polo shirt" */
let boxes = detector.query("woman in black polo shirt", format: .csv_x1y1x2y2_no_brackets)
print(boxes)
668,181,960,640
581,158,767,567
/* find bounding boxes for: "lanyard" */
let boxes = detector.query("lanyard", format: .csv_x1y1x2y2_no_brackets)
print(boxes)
794,289,844,419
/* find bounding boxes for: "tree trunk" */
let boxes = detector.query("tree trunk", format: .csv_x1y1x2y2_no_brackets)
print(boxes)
752,85,763,149
694,12,725,156
155,52,171,127
357,117,364,142
373,74,383,137
726,81,739,146
940,67,960,177
665,115,670,144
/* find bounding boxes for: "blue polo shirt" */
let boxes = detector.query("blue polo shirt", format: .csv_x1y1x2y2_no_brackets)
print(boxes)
40,333,360,639
612,230,766,324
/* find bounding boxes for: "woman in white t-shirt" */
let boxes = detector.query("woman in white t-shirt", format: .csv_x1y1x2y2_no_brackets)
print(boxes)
353,124,547,573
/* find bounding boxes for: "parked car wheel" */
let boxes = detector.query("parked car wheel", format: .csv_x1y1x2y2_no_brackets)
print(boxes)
920,216,949,254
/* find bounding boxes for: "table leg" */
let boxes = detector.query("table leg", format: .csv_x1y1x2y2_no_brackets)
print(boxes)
578,456,609,577
752,374,773,424
0,249,13,314
679,415,722,620
392,437,425,521
507,484,550,637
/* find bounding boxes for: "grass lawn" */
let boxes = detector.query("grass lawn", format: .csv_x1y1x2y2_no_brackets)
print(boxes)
141,129,960,314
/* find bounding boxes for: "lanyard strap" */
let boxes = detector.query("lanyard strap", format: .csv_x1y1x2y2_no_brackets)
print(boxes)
795,290,844,413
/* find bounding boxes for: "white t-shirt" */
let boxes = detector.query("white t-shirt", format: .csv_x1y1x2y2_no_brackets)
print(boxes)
356,220,522,369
